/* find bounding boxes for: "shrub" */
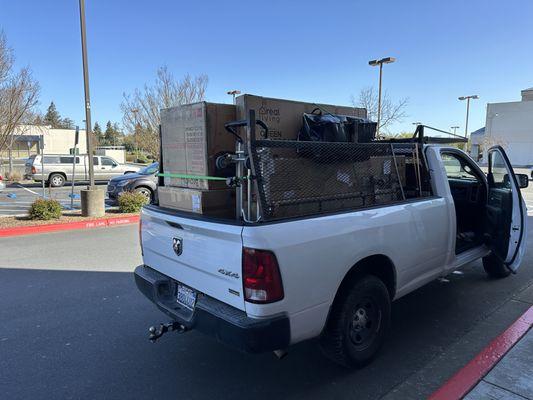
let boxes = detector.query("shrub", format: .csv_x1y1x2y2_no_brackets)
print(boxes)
29,198,62,220
5,171,23,182
118,191,149,213
135,156,149,164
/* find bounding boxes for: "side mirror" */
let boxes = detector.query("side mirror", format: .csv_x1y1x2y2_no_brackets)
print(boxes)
516,173,529,189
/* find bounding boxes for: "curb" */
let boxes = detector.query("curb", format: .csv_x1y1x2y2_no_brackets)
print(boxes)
0,215,140,238
428,305,533,400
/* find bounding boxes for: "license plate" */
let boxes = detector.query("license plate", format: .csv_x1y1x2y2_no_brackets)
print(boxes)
176,284,197,310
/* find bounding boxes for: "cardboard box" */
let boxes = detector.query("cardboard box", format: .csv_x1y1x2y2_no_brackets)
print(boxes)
160,102,237,190
236,94,367,141
158,186,235,218
370,155,406,183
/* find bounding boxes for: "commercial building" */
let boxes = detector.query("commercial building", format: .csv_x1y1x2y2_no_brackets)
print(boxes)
474,87,533,167
2,125,87,159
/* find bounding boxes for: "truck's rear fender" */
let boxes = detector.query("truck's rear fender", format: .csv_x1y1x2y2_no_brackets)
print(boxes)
334,254,396,303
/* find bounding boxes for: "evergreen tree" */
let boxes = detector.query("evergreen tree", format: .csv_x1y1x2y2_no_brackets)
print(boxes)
58,117,75,129
104,120,119,146
44,101,61,128
93,122,103,145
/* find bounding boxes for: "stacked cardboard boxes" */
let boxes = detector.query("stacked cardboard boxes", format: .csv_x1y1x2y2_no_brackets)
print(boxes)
158,95,369,218
158,102,237,216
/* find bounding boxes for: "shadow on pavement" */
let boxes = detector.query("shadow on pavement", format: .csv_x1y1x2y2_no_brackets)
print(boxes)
1,260,531,400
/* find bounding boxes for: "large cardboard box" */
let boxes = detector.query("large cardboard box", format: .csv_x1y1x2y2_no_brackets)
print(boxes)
236,94,367,141
158,186,235,218
160,102,236,190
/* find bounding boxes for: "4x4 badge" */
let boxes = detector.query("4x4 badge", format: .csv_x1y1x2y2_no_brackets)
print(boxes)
172,237,183,256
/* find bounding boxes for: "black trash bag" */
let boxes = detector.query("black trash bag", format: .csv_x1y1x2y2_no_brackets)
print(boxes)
298,110,354,143
297,109,376,162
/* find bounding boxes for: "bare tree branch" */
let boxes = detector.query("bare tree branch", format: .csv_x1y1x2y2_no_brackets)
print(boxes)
121,66,208,157
351,86,408,134
0,31,40,156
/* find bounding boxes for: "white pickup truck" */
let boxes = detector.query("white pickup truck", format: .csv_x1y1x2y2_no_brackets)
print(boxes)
134,142,528,368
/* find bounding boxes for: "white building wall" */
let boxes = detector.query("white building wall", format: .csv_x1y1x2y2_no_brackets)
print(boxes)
43,128,88,154
484,100,533,167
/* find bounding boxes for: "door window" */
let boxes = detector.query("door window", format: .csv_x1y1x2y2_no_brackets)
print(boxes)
489,151,511,189
59,156,80,164
93,157,99,166
441,153,480,182
101,157,116,167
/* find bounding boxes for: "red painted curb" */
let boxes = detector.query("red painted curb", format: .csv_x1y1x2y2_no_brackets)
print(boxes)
0,215,140,238
429,305,533,400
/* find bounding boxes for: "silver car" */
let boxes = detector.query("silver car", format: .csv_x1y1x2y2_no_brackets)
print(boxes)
25,154,140,187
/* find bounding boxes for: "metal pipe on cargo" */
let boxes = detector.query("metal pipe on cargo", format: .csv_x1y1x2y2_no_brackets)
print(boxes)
235,141,243,221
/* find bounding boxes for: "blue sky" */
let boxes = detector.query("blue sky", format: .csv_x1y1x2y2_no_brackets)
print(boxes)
1,0,532,135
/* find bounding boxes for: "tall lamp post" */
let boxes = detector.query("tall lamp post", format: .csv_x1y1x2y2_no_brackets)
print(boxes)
451,125,460,135
458,95,479,139
227,90,241,105
78,0,104,217
369,57,396,138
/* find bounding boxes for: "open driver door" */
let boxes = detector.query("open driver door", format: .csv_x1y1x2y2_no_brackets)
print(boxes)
485,146,528,273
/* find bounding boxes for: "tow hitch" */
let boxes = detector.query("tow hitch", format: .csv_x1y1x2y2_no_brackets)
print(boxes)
148,321,187,342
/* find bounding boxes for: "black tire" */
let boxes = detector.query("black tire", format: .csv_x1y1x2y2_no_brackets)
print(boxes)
134,187,153,203
49,173,65,187
320,275,391,368
482,253,511,279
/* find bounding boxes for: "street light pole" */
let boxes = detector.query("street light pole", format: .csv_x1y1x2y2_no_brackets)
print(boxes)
227,90,241,105
79,0,95,188
451,126,460,135
369,57,396,138
458,95,479,139
78,0,104,217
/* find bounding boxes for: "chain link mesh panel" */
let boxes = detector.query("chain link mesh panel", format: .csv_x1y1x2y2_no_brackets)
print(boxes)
249,140,432,221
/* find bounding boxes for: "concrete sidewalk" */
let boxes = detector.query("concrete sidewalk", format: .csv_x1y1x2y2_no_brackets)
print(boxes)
464,328,533,399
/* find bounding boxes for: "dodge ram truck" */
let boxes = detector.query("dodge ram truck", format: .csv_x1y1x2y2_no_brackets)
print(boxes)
134,142,528,368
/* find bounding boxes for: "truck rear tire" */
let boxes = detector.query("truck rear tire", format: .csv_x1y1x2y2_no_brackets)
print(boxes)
320,275,390,368
49,173,65,187
482,253,511,279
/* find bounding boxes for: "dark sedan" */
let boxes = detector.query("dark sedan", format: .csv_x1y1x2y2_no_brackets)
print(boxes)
107,162,158,203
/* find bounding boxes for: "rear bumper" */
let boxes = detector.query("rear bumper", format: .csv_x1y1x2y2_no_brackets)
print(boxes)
134,265,290,353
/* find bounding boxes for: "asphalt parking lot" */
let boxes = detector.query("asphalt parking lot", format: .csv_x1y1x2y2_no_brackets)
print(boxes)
0,220,532,400
0,182,110,216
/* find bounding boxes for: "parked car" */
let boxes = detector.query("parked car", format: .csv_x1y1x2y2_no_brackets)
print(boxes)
0,175,5,191
107,162,158,203
24,154,140,187
134,145,527,367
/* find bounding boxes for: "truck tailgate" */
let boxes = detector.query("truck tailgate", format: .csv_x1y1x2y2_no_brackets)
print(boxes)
141,207,245,310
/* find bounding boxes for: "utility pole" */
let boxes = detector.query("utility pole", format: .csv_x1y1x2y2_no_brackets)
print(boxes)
369,57,396,138
78,0,104,216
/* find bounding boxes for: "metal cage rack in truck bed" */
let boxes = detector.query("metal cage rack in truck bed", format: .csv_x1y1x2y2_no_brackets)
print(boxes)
157,110,465,224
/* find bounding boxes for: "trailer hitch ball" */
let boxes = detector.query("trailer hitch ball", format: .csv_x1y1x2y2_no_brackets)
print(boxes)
148,321,187,343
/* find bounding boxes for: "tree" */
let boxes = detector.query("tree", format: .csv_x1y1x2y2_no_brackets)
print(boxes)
121,66,208,157
44,101,61,127
93,122,103,145
58,117,75,129
351,87,408,135
103,120,120,146
0,31,40,166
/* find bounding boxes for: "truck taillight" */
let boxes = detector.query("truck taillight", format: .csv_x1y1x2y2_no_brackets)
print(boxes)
31,166,36,174
242,248,284,304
